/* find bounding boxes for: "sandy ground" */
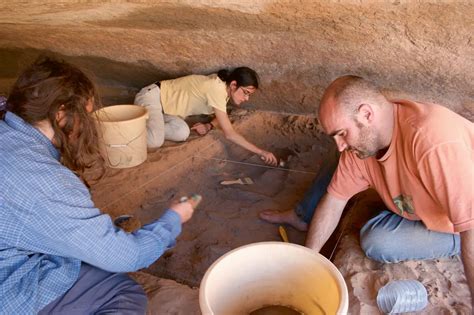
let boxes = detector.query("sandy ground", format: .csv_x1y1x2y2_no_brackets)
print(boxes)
332,190,472,314
89,110,471,314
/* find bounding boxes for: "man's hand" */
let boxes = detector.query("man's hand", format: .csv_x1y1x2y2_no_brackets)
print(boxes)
191,122,212,136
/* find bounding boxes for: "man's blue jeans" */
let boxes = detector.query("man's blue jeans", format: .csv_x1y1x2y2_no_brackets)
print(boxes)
297,149,460,262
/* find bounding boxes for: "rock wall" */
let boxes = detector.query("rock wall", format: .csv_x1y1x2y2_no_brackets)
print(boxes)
0,1,472,118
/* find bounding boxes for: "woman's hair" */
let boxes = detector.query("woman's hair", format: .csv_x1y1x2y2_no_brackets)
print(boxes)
6,56,104,175
217,67,259,89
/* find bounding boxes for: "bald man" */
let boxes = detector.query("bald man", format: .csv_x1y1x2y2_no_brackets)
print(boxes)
260,75,473,306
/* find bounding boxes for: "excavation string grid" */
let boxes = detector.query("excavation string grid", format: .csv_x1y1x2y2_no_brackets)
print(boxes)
103,137,345,262
103,139,318,211
102,139,218,212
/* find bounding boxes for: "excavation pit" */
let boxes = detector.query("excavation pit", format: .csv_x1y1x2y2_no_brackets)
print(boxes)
90,110,334,287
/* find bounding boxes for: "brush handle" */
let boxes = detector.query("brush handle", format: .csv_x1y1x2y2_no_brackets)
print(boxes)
220,179,243,185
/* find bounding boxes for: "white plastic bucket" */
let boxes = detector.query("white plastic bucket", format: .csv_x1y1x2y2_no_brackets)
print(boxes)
199,242,349,315
93,105,149,168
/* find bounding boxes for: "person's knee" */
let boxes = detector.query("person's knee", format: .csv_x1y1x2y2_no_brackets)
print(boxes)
126,283,148,313
123,283,148,313
111,274,148,313
173,124,190,141
147,132,165,148
360,228,399,263
165,119,190,142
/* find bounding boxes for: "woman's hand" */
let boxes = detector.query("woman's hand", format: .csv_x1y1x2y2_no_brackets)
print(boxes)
169,201,195,223
213,109,278,166
260,150,278,166
191,122,212,136
169,194,202,224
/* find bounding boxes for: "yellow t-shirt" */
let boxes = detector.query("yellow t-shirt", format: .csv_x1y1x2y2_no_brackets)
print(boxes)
328,100,474,233
160,74,228,118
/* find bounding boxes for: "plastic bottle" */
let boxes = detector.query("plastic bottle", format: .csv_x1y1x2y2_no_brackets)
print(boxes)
376,279,428,314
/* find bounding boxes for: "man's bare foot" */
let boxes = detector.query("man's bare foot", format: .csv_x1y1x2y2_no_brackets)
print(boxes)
259,209,308,231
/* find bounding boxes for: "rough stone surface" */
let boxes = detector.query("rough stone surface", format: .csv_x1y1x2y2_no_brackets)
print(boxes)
0,1,473,118
0,2,472,313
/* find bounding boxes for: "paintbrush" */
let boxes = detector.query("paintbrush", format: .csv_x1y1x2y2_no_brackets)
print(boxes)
179,194,203,209
220,177,254,185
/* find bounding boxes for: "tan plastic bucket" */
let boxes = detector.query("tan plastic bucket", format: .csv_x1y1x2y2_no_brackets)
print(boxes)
93,105,149,168
199,242,349,315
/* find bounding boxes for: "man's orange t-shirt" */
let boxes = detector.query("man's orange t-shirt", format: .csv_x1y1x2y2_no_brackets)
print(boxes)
328,100,473,233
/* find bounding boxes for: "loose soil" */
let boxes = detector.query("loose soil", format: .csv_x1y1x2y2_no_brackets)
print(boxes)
89,110,471,314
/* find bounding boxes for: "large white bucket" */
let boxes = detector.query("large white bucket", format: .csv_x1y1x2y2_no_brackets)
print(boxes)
200,242,348,315
93,105,149,168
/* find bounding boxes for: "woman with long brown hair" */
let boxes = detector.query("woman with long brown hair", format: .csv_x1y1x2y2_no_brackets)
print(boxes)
0,56,196,314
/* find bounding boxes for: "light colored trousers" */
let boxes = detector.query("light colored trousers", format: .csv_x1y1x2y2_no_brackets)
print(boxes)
134,83,190,148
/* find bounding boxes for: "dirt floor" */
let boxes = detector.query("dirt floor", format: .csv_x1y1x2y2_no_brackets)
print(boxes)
333,190,471,315
89,110,471,314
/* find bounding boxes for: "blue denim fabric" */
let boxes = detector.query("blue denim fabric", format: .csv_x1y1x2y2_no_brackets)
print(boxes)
360,210,460,262
295,148,340,223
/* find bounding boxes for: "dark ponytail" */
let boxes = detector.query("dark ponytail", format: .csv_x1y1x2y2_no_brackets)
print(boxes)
217,67,259,89
217,69,230,82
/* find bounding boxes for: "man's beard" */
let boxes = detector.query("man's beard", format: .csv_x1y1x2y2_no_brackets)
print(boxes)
351,122,379,159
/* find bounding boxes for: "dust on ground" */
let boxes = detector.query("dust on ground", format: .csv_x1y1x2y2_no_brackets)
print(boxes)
89,110,471,314
90,110,330,287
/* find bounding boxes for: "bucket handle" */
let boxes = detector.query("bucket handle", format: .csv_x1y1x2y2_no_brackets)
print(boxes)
104,129,146,148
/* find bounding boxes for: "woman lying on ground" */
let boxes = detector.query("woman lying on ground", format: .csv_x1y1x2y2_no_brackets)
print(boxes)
134,67,278,166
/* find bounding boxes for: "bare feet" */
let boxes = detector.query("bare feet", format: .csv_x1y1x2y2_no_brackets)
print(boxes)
259,209,308,231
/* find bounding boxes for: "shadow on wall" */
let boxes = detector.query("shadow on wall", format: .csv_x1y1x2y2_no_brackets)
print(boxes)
1,48,472,119
0,48,174,105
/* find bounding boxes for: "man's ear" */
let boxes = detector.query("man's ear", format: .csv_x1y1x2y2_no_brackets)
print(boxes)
358,103,374,124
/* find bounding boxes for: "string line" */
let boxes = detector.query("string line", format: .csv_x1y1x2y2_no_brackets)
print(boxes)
102,140,219,210
102,140,318,210
193,155,318,175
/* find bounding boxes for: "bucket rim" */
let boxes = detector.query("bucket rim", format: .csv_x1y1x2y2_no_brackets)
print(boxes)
198,241,349,315
92,104,148,124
